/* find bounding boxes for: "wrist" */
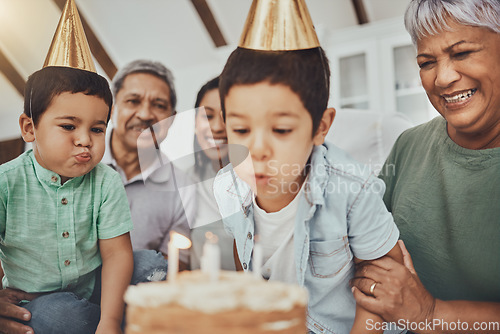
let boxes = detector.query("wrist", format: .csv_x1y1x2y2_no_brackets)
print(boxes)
99,315,122,326
422,298,444,334
425,296,438,322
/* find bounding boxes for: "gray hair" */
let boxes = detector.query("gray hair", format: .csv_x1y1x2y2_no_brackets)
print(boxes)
112,59,177,109
405,0,500,45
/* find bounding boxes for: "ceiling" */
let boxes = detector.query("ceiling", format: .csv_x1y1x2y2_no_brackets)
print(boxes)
0,0,411,141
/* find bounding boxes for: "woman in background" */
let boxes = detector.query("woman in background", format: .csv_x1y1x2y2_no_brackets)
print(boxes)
188,77,234,270
352,0,500,332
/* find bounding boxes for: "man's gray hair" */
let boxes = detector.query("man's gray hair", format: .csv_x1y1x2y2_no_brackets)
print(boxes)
112,59,177,109
405,0,500,45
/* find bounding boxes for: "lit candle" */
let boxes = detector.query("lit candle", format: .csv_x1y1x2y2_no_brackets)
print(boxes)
252,241,263,279
201,232,220,281
167,231,192,283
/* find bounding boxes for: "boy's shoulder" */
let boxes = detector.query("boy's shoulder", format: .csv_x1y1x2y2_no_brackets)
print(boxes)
90,162,123,182
92,161,118,174
319,142,375,183
0,151,33,177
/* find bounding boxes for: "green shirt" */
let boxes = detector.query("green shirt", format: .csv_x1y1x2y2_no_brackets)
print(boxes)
380,117,500,302
0,150,133,299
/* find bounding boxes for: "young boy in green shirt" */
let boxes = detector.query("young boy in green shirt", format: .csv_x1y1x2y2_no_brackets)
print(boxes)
1,66,132,334
0,1,166,333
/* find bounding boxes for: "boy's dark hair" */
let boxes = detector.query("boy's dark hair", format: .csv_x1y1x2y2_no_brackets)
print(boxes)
24,66,113,126
219,47,330,135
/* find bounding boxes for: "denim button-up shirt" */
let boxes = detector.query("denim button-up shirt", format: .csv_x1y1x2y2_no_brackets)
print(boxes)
214,143,402,334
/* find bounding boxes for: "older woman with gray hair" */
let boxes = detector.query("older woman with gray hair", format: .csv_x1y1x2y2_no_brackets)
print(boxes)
352,0,500,333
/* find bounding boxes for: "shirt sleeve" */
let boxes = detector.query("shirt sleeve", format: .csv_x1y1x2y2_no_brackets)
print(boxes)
347,175,400,260
97,170,134,239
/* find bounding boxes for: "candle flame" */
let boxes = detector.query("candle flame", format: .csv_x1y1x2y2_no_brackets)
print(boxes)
171,232,192,249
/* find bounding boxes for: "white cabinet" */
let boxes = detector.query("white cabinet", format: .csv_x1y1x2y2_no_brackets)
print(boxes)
323,17,438,125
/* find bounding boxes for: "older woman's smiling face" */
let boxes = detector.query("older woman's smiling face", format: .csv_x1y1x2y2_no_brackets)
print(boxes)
417,20,500,149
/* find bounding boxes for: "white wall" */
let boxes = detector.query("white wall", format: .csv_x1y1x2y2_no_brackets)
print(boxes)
0,74,23,141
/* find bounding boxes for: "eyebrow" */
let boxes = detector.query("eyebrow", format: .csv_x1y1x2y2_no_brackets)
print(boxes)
417,40,467,58
55,116,79,121
226,112,246,119
94,120,107,126
151,97,169,104
270,111,300,118
55,116,107,126
226,111,300,119
125,93,169,104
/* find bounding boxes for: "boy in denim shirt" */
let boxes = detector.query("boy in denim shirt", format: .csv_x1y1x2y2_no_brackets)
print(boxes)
213,0,404,333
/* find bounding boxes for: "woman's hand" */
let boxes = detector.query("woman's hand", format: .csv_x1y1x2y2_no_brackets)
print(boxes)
351,240,436,325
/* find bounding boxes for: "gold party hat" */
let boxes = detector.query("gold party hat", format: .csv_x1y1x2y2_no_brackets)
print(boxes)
43,0,96,72
238,0,320,51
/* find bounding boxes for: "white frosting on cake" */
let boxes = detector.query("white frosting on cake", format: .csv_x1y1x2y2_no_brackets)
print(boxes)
125,270,308,313
260,319,302,331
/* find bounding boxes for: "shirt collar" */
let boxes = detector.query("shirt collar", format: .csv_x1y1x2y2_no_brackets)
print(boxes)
303,144,328,207
104,127,171,185
28,149,83,187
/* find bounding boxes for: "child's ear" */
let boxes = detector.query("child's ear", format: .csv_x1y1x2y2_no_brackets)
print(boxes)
313,108,336,145
19,114,35,142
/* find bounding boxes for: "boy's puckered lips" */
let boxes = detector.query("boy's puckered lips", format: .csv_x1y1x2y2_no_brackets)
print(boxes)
75,152,91,163
254,173,271,185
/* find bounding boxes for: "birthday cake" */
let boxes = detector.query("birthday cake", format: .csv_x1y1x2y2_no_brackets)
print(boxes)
124,270,308,334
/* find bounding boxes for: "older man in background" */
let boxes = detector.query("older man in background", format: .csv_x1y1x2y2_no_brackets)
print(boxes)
103,59,195,271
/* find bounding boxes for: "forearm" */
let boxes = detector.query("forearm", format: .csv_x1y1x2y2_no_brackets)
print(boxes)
420,300,500,334
99,236,134,327
100,252,133,325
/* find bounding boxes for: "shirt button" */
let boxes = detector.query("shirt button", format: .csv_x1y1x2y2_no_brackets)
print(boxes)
64,260,71,266
62,231,69,238
61,198,68,205
243,262,247,270
51,176,58,183
247,232,252,240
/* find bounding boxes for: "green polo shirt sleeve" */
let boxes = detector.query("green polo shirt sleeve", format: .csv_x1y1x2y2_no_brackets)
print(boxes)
95,164,133,239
